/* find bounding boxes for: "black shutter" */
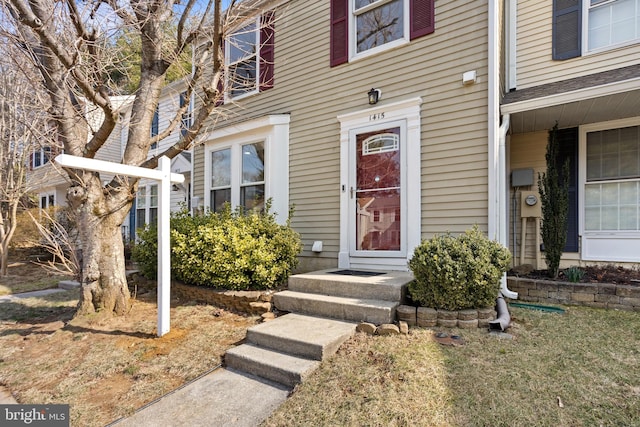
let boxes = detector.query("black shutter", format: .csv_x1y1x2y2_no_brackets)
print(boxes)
330,0,348,67
553,0,581,60
557,127,579,252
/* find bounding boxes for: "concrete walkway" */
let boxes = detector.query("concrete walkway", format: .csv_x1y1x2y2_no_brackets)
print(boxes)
109,368,289,427
0,288,68,302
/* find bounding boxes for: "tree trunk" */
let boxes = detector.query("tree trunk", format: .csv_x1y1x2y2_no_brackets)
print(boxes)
71,179,131,316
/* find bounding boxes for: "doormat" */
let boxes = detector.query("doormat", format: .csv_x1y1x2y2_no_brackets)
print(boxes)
329,269,385,277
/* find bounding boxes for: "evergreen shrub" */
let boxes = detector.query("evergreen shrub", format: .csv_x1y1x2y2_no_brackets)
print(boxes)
408,226,511,310
133,201,302,290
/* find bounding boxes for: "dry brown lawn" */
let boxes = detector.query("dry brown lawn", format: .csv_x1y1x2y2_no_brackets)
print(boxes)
0,259,259,427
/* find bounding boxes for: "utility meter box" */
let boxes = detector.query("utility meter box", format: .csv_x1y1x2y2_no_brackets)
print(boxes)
521,191,542,218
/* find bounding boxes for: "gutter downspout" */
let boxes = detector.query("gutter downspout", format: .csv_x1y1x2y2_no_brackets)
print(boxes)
489,0,518,299
499,115,518,299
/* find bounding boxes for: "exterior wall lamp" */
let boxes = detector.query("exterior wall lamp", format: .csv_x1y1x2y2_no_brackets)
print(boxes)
368,88,382,105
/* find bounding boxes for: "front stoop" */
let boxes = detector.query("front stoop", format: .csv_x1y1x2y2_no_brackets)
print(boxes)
224,269,412,388
274,291,398,324
274,269,412,324
225,313,356,388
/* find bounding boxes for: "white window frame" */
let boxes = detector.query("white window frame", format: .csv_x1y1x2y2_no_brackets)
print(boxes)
583,0,640,54
32,146,52,169
350,0,410,62
203,115,290,224
225,16,260,101
135,184,158,229
39,191,55,209
579,117,640,262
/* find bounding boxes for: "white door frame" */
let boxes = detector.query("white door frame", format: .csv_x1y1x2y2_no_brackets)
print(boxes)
337,97,422,270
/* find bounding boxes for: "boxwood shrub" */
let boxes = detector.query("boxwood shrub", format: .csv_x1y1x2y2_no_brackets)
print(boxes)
133,201,302,290
408,226,511,310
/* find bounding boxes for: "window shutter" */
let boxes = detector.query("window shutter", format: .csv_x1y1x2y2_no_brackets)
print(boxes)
29,153,33,170
330,0,349,67
553,0,581,60
410,0,435,40
260,11,275,91
557,127,579,252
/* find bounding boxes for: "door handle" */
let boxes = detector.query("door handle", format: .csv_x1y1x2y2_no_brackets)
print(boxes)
350,187,354,199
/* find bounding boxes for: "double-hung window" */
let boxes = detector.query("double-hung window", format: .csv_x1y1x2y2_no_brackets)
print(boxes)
210,142,265,212
553,0,640,59
31,146,52,169
584,125,640,231
580,120,640,262
135,184,158,229
330,0,435,66
224,12,275,101
204,115,290,222
587,0,640,51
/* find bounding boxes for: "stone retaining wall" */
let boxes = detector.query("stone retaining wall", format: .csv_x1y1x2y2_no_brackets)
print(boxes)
172,282,274,315
397,305,497,328
507,277,640,311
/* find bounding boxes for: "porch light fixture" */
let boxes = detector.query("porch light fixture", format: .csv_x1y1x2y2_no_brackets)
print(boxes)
368,88,381,105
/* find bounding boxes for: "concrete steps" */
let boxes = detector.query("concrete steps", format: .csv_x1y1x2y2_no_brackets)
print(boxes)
274,290,398,324
274,270,412,324
224,269,412,388
225,313,355,388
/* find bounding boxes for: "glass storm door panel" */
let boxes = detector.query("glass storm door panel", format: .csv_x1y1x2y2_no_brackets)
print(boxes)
355,127,401,252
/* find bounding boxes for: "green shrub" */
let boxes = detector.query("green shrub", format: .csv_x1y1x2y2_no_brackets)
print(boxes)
132,224,158,279
408,226,512,310
133,201,302,291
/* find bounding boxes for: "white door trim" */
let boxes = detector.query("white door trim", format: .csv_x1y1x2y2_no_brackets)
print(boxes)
337,97,422,270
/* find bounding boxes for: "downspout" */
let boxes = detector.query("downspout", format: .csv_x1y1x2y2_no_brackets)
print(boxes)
489,0,518,299
499,115,518,299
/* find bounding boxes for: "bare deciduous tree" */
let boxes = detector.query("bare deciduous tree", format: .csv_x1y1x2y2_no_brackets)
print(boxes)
0,0,270,316
0,47,53,276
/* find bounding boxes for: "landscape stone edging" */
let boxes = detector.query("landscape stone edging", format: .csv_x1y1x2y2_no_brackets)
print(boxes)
397,305,497,328
507,276,640,311
172,282,274,315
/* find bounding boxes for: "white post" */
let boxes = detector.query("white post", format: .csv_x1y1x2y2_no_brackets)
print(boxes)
157,156,171,336
53,154,184,337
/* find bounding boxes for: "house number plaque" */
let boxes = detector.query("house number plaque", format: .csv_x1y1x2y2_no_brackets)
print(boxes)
369,112,385,121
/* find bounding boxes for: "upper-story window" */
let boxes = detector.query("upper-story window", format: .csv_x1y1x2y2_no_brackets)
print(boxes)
224,12,275,101
553,0,640,59
228,19,258,98
354,0,404,54
32,146,52,169
587,0,640,51
180,91,191,137
331,0,435,66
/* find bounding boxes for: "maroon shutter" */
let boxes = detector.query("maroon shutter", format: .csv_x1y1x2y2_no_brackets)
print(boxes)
260,11,275,91
330,0,349,67
410,0,435,40
29,153,33,170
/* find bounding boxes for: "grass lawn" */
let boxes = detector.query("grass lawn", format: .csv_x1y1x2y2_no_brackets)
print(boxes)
264,306,640,427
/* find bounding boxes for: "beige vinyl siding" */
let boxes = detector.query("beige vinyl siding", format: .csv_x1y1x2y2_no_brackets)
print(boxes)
194,0,491,264
509,131,582,267
516,0,640,89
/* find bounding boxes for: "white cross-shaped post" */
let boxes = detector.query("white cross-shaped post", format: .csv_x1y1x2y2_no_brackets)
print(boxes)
54,154,184,337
